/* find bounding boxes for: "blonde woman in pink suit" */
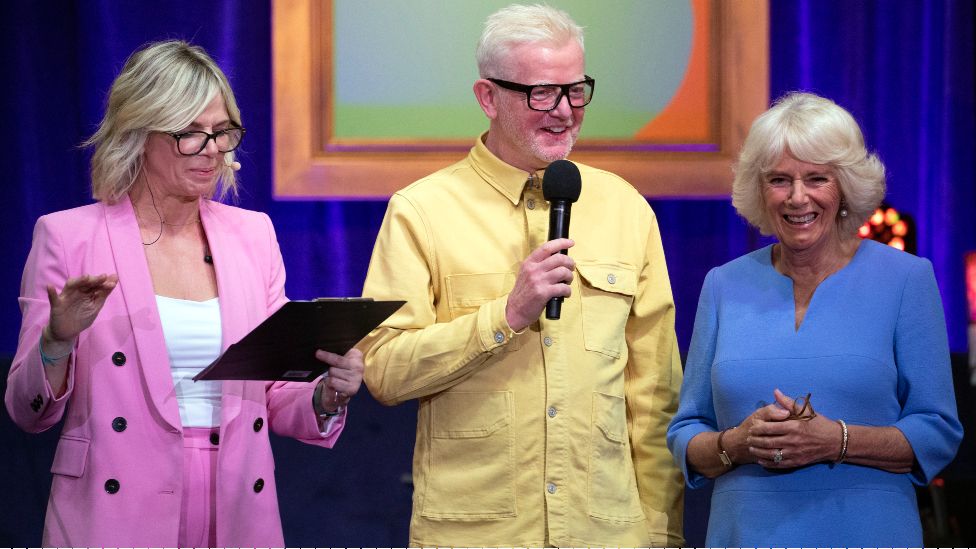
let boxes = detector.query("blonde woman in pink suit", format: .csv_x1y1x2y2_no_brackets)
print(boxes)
3,40,364,547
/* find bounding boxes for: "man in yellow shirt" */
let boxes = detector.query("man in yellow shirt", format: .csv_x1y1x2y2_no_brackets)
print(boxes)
359,4,684,546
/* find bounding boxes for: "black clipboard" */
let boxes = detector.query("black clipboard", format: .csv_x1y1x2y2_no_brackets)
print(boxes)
193,298,404,382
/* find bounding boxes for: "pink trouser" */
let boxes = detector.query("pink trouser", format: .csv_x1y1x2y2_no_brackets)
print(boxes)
179,427,219,548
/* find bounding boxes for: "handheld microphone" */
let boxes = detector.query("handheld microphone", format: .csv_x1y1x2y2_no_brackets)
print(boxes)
542,159,582,320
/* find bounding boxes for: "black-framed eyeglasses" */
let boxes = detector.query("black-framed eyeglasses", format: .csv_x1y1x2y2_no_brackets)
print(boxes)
168,126,246,156
487,75,595,111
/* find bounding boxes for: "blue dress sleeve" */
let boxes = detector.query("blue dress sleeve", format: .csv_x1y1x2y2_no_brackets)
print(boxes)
892,258,963,484
667,268,720,489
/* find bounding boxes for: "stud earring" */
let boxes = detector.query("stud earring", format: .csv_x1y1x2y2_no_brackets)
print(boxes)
840,209,848,217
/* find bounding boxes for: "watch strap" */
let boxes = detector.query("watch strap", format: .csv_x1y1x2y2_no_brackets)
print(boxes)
717,427,735,467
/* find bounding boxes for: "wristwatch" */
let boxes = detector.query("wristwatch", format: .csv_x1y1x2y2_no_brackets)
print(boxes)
717,427,735,467
318,406,343,420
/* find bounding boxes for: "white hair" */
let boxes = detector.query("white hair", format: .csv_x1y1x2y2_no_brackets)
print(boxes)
732,92,886,236
476,3,584,78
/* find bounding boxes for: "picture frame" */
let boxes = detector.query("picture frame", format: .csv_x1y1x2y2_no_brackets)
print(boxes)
271,0,769,198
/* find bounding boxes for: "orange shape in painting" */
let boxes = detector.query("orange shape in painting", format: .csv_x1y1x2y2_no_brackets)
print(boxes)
634,0,711,142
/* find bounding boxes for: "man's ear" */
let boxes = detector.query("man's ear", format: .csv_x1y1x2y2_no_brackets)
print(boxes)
473,79,498,119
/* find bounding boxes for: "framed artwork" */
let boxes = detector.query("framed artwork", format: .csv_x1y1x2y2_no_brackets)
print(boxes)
272,0,769,198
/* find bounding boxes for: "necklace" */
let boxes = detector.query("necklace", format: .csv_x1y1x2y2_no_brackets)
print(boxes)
160,217,201,226
136,177,212,263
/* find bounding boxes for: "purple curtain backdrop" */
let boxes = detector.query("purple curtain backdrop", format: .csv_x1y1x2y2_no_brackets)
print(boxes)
0,0,972,546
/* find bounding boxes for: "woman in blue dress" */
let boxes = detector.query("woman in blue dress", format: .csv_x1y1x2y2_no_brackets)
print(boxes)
667,92,963,546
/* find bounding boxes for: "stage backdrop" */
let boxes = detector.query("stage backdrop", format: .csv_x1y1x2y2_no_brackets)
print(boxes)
0,0,973,546
271,0,769,198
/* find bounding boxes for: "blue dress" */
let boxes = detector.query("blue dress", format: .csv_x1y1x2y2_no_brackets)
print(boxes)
667,240,963,546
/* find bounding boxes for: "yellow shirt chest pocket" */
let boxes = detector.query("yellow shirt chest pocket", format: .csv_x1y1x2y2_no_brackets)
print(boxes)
576,262,637,359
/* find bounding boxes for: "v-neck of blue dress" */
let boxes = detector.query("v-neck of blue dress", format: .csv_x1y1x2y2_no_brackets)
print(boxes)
763,240,866,333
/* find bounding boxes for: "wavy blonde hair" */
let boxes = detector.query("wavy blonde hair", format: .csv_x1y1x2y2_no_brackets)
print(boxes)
85,40,242,203
732,92,886,237
476,3,584,78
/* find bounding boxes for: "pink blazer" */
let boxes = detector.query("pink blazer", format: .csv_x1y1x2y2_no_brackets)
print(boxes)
4,196,344,547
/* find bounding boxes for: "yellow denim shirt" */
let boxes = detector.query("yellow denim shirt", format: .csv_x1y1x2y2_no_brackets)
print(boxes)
360,134,684,547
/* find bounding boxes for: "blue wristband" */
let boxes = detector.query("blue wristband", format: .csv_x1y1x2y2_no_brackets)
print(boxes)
39,333,72,366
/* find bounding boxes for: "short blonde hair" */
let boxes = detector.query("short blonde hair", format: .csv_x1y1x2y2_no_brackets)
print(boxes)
732,92,886,237
476,3,584,78
85,40,242,203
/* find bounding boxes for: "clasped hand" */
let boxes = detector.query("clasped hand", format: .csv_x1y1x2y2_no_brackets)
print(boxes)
736,389,841,469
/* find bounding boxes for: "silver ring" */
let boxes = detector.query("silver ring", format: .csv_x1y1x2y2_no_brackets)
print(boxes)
773,449,784,463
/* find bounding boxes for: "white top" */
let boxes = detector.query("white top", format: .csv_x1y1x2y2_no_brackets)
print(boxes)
156,295,223,428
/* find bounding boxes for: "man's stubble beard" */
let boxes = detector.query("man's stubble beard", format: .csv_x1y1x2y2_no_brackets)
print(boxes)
497,107,579,167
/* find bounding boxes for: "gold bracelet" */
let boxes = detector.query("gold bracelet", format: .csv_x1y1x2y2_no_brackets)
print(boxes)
835,419,849,464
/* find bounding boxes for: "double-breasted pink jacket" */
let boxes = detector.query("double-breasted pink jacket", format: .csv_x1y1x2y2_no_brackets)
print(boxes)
4,196,344,546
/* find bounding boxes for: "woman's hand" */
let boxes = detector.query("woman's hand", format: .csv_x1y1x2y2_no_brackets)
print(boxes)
46,274,119,343
746,389,843,468
723,399,792,465
40,274,117,397
314,348,364,412
685,399,790,478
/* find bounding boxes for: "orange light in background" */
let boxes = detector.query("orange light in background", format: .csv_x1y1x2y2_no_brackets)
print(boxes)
858,203,915,255
892,220,907,236
870,209,884,225
884,208,900,225
965,252,976,324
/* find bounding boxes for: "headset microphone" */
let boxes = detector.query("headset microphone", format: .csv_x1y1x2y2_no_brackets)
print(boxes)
226,160,241,171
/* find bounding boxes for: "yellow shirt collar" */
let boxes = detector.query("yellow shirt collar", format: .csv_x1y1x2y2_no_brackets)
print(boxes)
469,131,546,206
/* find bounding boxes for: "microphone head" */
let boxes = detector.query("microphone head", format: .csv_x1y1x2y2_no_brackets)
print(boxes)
226,160,241,171
542,159,581,203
